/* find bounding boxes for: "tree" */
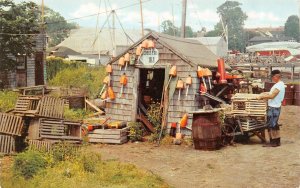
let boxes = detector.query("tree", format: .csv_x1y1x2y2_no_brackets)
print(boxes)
0,0,40,70
205,1,247,52
161,20,180,37
284,15,299,41
44,7,78,47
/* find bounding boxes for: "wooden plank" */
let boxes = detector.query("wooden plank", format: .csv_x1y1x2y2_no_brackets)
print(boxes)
85,99,104,114
88,136,128,144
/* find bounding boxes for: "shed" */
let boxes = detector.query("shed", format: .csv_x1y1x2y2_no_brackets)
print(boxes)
189,37,228,57
0,33,46,88
104,32,220,134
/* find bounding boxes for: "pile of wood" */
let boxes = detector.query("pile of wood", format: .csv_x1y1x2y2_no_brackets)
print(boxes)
0,95,82,155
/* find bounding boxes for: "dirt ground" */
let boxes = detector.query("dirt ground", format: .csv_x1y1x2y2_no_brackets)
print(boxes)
90,106,300,188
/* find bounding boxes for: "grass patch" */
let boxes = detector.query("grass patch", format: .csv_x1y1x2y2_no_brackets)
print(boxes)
49,65,106,98
0,90,18,112
0,146,169,188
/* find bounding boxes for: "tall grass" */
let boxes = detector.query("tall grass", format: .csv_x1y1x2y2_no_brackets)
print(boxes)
49,66,106,98
0,90,18,112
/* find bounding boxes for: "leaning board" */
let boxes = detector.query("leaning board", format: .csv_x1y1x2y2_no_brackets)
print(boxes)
0,134,15,154
88,127,129,144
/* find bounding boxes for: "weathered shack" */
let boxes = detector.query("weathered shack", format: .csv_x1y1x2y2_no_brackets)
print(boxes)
0,34,46,88
105,32,220,134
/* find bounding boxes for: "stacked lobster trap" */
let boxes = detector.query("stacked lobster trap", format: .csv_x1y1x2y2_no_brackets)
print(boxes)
230,93,267,132
0,95,82,154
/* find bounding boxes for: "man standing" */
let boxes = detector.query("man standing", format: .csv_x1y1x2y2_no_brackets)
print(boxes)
258,70,285,147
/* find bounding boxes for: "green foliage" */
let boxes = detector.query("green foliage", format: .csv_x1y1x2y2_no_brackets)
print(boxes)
14,150,47,179
0,0,40,70
206,1,247,52
0,90,18,112
46,56,84,80
81,152,101,173
161,20,195,37
49,65,106,98
64,108,89,121
284,15,299,41
44,7,78,47
51,142,79,163
147,103,164,142
2,148,169,188
128,122,144,142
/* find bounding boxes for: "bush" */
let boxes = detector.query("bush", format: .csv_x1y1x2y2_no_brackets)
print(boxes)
128,122,144,142
49,66,106,98
0,90,18,112
64,108,89,121
147,103,164,142
51,142,79,162
81,152,101,173
13,150,47,179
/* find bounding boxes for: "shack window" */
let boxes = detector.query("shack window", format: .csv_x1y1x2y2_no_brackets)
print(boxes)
16,55,26,69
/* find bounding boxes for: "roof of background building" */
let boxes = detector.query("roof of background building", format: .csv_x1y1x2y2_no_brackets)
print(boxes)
57,27,147,55
189,37,225,46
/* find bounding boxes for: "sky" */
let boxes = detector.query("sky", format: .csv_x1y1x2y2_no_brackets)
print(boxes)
15,0,300,31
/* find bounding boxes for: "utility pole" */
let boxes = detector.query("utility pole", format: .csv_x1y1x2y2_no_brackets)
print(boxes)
139,0,144,36
112,10,116,57
172,3,175,36
181,0,187,38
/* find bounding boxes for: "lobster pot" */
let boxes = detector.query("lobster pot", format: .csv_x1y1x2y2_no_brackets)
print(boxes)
192,112,221,150
0,134,15,154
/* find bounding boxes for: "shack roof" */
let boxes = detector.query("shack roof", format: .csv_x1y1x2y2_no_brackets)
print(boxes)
111,32,226,68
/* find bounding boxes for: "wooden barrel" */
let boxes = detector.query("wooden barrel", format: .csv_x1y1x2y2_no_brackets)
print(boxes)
294,84,300,106
192,112,221,150
264,82,294,105
284,84,294,105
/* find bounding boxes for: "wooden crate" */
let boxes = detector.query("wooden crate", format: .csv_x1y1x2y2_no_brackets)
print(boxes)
37,96,65,119
88,127,129,144
13,96,41,116
239,117,266,131
231,94,267,116
0,113,24,136
28,140,53,152
28,118,82,142
0,134,15,154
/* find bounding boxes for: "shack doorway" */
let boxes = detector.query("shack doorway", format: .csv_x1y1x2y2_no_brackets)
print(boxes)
139,68,165,107
137,68,165,132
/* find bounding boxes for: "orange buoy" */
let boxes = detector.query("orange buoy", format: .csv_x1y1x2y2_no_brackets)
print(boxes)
176,79,184,101
106,64,112,73
180,113,188,128
136,45,142,56
100,90,108,100
169,65,177,76
107,87,115,100
124,53,130,62
148,40,155,48
197,66,207,90
103,75,110,84
141,39,149,48
118,57,125,70
185,75,192,96
120,73,128,86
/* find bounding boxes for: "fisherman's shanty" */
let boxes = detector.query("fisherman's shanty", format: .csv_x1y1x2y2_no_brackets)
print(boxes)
104,32,221,134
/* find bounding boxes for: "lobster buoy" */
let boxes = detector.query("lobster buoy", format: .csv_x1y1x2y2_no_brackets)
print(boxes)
148,40,155,48
100,90,108,100
103,75,110,84
141,39,149,48
176,78,184,101
107,87,115,100
106,64,112,73
185,75,192,96
136,45,142,56
118,57,125,70
124,53,130,62
180,113,188,128
169,65,177,77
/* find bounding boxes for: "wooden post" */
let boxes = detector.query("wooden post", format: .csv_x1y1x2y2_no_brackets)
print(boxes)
291,64,294,82
181,0,187,38
132,68,140,122
139,0,144,37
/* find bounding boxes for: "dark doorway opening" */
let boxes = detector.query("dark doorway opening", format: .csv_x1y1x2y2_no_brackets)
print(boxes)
139,68,165,107
35,52,44,85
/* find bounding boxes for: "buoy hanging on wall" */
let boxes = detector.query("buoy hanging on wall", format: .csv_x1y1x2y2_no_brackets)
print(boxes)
176,78,184,101
106,64,112,73
185,75,192,97
118,57,125,70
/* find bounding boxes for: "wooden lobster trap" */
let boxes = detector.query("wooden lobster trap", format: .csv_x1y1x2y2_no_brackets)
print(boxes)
13,96,65,119
231,93,267,116
28,140,53,152
28,118,82,143
0,134,15,154
0,113,24,136
88,127,129,144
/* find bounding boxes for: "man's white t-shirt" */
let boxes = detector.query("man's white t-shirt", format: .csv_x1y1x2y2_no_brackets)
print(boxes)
268,81,285,108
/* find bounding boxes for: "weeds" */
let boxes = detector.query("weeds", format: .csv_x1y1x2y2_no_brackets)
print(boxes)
0,90,18,112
